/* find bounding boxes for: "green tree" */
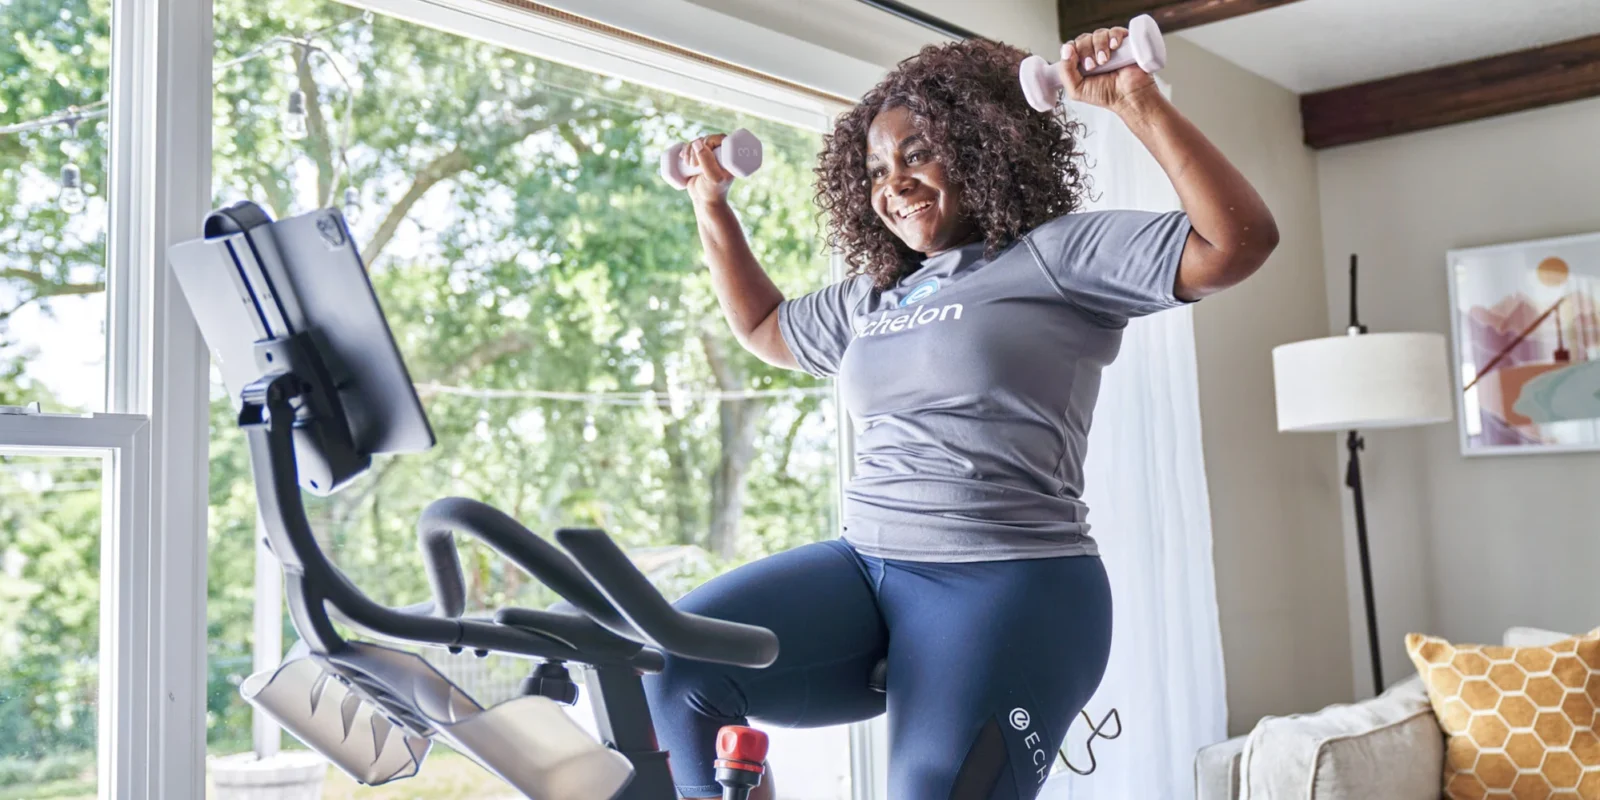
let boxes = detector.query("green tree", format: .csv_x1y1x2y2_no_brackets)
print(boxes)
0,452,102,761
0,0,110,333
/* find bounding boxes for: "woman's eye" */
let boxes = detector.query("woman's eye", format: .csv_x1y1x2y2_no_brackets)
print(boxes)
906,151,927,164
869,167,886,180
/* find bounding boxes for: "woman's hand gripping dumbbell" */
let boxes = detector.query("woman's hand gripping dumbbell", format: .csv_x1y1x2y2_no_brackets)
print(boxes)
1019,14,1167,112
659,129,763,204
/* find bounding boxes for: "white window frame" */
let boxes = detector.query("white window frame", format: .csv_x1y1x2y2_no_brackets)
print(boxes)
108,0,214,796
528,0,887,101
0,0,213,798
342,0,850,130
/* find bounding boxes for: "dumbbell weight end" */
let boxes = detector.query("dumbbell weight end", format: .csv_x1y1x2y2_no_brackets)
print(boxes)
1019,13,1167,112
660,128,764,190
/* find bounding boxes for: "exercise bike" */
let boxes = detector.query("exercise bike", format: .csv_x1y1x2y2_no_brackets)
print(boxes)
168,201,779,800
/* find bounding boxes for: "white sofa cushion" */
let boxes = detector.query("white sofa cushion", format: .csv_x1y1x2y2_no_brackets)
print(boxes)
1238,674,1443,799
1195,735,1246,800
1503,626,1572,648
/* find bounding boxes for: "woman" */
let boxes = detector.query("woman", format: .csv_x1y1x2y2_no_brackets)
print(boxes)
644,25,1277,800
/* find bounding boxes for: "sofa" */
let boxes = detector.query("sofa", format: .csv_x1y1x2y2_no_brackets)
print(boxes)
1194,627,1570,799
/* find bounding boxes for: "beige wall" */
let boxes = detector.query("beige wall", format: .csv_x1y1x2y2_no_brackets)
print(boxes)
1316,96,1600,682
1162,36,1353,734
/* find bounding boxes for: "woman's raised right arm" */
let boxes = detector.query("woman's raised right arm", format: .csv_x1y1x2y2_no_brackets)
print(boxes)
686,135,799,370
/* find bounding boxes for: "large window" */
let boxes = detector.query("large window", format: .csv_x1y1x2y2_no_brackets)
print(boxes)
203,1,849,797
1,2,136,799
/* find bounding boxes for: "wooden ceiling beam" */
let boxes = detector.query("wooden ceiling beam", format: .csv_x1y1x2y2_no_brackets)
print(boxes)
1057,0,1305,40
1301,33,1600,149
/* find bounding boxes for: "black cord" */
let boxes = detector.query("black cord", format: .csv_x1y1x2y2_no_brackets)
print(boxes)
1057,707,1122,776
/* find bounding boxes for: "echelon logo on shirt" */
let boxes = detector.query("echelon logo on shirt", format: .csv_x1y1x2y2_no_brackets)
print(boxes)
899,277,941,307
854,277,964,339
855,301,964,338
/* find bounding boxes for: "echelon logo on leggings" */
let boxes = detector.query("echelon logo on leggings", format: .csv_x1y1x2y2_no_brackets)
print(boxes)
1008,707,1052,785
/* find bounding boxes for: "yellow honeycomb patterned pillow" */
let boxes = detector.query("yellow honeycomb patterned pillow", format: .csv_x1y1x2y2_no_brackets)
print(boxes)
1407,628,1600,799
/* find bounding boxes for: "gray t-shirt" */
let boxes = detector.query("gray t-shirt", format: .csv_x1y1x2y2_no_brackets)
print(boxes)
778,209,1193,563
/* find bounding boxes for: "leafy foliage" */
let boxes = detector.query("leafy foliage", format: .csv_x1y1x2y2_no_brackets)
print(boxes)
0,0,839,770
0,454,102,762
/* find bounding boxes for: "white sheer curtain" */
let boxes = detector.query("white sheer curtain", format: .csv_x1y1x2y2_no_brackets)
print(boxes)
1041,92,1229,800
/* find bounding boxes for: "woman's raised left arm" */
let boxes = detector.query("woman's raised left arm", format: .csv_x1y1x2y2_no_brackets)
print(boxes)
1118,87,1278,302
1058,30,1280,302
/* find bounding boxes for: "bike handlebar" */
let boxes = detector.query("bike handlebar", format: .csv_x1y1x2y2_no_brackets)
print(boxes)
415,497,777,670
555,528,779,668
416,497,644,639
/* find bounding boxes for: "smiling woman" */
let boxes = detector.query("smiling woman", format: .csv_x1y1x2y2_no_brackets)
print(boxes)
656,14,1275,794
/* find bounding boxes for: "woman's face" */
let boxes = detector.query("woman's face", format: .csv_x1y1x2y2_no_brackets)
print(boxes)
866,105,977,256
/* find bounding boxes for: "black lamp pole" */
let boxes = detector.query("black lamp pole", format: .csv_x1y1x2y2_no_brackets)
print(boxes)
1346,254,1384,694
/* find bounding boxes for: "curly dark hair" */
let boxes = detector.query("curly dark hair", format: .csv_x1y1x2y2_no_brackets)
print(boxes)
814,38,1090,290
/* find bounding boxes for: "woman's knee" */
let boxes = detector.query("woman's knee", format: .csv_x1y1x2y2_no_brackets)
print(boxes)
642,653,745,722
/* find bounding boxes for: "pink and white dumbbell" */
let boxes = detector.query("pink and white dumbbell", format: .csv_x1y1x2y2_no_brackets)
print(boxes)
1019,14,1167,112
659,128,764,190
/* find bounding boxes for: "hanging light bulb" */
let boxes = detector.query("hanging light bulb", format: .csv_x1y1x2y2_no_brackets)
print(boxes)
58,163,86,214
342,186,361,224
583,414,598,443
282,88,309,140
56,112,87,213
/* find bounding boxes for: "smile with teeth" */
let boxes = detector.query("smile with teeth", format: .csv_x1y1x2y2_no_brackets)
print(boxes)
897,200,934,220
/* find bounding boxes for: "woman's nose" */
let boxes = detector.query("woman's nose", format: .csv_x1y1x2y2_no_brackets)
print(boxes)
887,169,917,194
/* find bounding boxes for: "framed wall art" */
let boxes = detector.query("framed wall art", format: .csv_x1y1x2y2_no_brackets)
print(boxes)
1447,230,1600,455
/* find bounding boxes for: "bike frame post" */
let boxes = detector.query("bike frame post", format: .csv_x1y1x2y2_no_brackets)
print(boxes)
585,664,676,798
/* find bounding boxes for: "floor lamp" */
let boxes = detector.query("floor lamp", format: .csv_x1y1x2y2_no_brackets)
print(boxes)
1271,255,1453,695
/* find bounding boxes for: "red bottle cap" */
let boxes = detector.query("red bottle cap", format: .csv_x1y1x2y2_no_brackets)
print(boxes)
716,725,769,764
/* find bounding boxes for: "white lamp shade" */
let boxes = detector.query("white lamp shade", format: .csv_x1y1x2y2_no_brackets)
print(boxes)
1273,332,1454,432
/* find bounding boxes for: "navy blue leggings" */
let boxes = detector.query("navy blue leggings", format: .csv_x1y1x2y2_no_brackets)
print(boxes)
642,538,1113,799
